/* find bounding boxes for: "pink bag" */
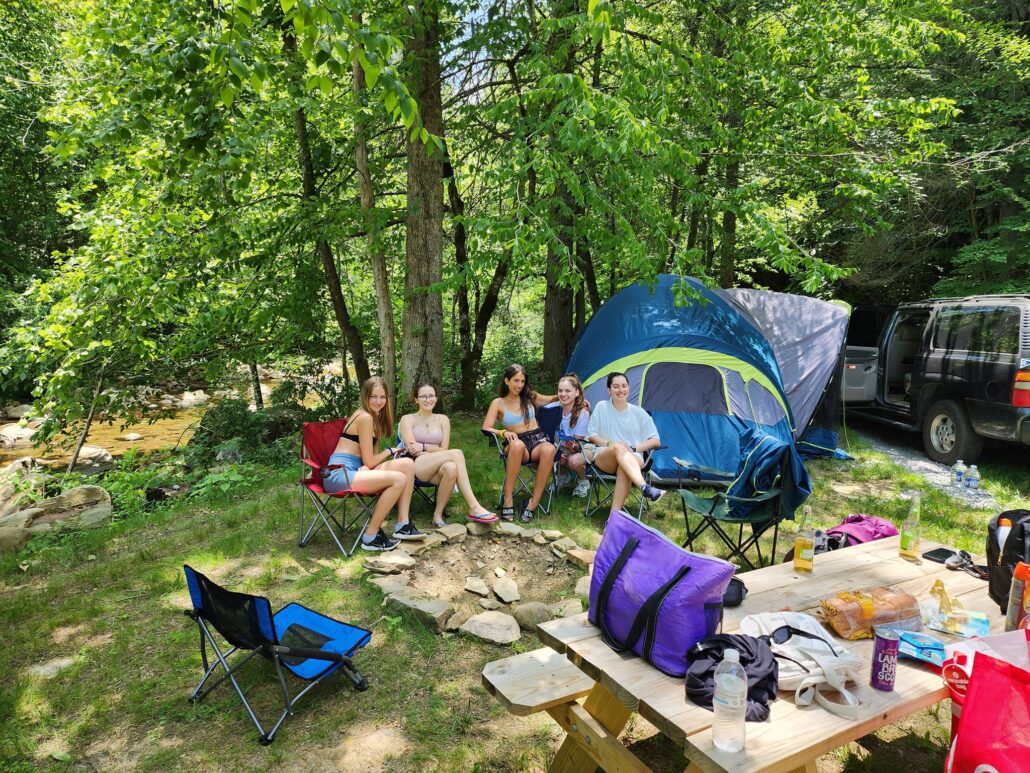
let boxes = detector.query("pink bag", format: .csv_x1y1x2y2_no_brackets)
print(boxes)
945,652,1030,772
826,514,897,548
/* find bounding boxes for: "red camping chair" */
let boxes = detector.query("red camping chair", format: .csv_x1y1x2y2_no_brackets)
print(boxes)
299,420,378,557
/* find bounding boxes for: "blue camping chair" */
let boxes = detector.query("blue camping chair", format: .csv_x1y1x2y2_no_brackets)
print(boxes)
183,565,371,744
481,403,562,515
675,426,809,569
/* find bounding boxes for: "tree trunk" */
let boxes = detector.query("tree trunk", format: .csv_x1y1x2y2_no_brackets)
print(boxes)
249,362,264,410
401,1,445,395
719,157,739,288
458,254,509,410
282,28,370,382
353,14,397,395
68,372,103,474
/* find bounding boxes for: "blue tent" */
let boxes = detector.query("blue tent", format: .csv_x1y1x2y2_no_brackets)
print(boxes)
565,276,849,517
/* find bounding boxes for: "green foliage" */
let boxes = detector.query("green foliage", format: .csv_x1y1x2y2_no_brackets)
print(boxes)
186,398,300,467
189,463,264,500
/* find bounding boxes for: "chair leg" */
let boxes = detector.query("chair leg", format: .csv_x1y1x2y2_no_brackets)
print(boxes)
190,620,269,740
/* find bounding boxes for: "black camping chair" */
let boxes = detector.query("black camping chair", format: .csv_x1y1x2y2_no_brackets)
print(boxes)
675,451,794,570
582,444,659,519
481,403,562,515
183,565,370,744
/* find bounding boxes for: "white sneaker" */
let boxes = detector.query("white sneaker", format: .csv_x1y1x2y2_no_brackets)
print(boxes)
572,480,590,498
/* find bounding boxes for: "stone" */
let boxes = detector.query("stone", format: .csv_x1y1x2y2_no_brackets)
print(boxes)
533,533,548,545
492,576,521,603
363,552,417,574
26,656,76,678
385,591,454,633
512,601,553,632
368,572,411,594
444,607,475,632
179,390,211,408
3,404,34,420
550,536,578,554
0,527,31,553
575,574,592,597
565,548,596,568
397,533,446,555
0,423,37,448
495,521,524,538
479,598,502,610
73,503,114,529
542,530,564,541
117,432,144,442
74,446,113,466
464,576,490,597
475,560,486,569
459,611,521,644
465,521,494,537
550,598,584,618
520,528,542,541
494,567,506,578
436,523,468,543
0,508,36,530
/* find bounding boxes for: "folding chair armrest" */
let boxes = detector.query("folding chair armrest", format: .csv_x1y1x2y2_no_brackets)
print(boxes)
270,644,350,664
480,429,505,452
302,458,321,470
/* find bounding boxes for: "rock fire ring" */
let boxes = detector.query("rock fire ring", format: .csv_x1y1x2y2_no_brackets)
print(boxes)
362,521,595,644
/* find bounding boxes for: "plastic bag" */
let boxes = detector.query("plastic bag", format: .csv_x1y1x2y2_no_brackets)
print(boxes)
819,587,921,640
945,652,1030,772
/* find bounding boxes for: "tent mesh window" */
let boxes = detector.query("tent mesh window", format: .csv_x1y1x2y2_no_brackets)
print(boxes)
641,363,728,415
746,381,786,426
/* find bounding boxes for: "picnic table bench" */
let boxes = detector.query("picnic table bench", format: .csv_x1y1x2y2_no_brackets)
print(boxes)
483,536,1002,773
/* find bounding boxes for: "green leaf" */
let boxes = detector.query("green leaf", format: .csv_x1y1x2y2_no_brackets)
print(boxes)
220,86,235,107
280,0,296,12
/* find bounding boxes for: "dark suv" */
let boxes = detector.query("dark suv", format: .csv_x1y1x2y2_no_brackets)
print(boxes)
843,294,1030,464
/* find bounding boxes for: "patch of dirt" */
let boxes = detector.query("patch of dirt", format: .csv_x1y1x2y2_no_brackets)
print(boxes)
51,623,87,645
407,536,583,603
296,723,411,773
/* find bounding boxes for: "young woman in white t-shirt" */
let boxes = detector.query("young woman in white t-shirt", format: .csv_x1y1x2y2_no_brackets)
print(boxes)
555,373,591,497
586,372,665,512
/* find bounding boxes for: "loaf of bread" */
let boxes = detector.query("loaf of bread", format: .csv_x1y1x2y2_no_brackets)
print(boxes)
819,587,922,640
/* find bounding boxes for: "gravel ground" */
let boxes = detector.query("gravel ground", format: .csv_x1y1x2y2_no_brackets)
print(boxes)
850,427,999,511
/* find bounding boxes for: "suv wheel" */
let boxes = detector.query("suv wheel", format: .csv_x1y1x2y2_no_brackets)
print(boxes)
921,399,983,465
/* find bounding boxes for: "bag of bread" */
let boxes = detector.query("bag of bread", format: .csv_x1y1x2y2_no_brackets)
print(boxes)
819,587,922,640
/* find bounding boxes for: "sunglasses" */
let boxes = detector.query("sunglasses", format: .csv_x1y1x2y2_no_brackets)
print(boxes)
768,625,839,656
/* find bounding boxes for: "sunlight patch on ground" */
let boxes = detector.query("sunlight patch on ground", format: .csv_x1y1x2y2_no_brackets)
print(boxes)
51,623,88,645
296,722,411,772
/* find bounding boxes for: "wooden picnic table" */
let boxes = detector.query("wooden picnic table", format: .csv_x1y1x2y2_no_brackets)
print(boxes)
530,536,1002,773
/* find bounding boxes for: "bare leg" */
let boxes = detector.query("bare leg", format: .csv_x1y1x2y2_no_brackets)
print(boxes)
380,457,415,524
528,443,557,510
567,452,586,479
349,469,406,536
415,449,489,515
433,462,458,521
613,445,646,487
502,440,528,507
611,467,632,513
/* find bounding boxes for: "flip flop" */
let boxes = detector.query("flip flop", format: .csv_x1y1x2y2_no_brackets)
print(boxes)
499,506,515,522
467,512,499,524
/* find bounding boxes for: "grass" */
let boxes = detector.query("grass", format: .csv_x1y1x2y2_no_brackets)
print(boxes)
0,416,1026,771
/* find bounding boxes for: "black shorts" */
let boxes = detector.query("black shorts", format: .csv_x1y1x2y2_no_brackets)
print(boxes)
513,428,552,456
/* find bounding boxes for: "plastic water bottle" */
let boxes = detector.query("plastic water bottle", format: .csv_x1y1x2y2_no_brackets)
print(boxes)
712,648,747,753
951,460,966,487
964,465,980,491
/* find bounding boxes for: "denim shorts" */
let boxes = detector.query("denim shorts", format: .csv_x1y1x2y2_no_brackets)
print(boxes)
323,452,363,493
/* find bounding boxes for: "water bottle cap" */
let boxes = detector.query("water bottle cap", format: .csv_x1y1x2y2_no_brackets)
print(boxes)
724,648,740,662
957,460,963,464
970,465,977,469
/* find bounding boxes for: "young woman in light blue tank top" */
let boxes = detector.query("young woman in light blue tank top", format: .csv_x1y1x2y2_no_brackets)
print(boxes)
398,382,497,528
481,364,558,522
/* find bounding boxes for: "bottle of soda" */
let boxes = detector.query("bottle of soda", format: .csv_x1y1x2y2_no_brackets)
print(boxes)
951,459,966,487
899,492,921,561
712,648,747,753
1005,562,1030,632
793,505,815,575
965,465,980,491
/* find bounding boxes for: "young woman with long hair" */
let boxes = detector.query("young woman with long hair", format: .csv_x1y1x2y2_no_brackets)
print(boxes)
481,364,557,522
586,372,665,513
324,376,425,551
398,382,498,528
555,373,591,498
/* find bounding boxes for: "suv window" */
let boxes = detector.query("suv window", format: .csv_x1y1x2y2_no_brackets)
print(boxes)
931,306,1022,354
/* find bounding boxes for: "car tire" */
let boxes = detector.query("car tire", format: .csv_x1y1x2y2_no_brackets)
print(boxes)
922,399,983,465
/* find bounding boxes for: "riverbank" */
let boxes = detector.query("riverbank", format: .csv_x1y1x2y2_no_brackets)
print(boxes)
1,418,1026,771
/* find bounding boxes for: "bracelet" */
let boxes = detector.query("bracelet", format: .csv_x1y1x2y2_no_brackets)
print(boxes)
607,440,613,448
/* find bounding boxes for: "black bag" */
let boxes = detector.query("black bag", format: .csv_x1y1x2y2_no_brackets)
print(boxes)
986,509,1030,614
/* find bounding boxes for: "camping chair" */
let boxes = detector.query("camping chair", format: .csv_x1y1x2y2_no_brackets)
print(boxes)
481,403,562,515
182,565,370,744
582,445,658,519
298,419,379,557
675,442,798,570
395,429,439,514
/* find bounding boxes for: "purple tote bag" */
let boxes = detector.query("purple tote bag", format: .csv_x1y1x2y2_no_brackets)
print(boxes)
589,510,735,677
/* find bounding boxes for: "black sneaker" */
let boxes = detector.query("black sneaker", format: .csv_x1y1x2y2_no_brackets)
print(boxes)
641,484,666,503
361,530,400,552
393,521,427,541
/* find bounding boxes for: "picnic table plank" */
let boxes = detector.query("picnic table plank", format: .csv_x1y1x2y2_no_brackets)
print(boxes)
481,648,595,716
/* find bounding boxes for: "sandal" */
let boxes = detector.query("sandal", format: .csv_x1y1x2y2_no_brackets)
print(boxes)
431,519,448,528
520,506,536,523
500,505,515,522
467,512,499,524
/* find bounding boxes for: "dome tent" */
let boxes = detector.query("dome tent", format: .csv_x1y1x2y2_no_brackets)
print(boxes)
565,276,849,517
